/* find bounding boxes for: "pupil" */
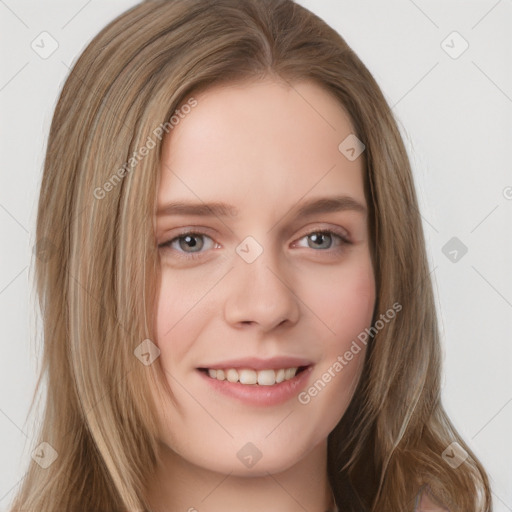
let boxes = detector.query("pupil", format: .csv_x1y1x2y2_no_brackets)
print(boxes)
310,233,330,249
180,235,203,252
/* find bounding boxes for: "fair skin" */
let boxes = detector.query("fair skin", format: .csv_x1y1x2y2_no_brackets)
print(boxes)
147,78,376,512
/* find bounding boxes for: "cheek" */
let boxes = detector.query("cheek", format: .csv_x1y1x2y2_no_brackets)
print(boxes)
154,272,209,368
296,259,375,426
300,254,376,342
297,254,375,400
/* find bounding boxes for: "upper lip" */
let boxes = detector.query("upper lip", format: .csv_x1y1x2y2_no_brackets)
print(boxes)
198,356,314,371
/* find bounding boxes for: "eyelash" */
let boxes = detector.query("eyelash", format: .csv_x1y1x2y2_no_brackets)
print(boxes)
158,228,351,260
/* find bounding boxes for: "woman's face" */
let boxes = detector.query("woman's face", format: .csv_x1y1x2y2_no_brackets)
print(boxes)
152,78,375,475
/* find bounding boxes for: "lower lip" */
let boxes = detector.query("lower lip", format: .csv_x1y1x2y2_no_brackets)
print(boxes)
197,366,314,406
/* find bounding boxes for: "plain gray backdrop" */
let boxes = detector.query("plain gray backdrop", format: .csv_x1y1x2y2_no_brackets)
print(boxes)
1,0,511,510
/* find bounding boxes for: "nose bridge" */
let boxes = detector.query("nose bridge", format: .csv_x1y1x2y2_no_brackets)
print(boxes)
223,234,300,330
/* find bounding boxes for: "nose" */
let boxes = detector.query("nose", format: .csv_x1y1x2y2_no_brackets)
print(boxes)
223,245,300,332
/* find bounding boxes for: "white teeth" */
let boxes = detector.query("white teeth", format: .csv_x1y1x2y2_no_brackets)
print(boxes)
206,367,301,385
239,369,257,384
226,369,238,383
257,369,276,386
284,368,296,380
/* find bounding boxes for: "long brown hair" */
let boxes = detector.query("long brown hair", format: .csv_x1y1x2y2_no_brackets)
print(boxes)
9,0,492,510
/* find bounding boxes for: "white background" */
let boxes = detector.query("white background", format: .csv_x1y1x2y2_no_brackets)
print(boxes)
1,0,511,510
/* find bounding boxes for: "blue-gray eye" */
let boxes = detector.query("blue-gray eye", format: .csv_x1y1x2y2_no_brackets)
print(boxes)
159,233,215,254
307,232,334,249
295,230,348,250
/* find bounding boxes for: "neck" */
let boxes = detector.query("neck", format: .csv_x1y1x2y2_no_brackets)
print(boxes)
145,439,335,512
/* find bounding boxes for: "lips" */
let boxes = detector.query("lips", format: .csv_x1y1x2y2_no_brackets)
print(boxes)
197,362,314,406
197,356,314,371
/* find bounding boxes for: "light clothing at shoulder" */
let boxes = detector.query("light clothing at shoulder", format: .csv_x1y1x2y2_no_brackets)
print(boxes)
415,488,450,511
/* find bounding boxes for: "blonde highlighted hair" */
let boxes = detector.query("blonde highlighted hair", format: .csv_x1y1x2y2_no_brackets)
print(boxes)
10,0,491,510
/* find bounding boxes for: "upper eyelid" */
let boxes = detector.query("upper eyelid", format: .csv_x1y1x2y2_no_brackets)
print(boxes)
293,229,350,247
159,227,350,251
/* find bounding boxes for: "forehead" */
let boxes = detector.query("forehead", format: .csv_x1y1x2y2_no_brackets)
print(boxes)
158,79,366,213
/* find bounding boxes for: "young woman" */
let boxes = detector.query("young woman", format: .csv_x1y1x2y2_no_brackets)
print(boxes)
9,0,492,511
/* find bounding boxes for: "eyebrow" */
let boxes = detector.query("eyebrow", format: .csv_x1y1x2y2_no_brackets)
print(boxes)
157,195,367,219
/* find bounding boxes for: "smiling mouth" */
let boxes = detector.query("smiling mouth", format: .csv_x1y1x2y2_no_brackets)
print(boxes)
197,366,310,386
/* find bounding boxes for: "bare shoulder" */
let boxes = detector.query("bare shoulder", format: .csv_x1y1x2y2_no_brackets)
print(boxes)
416,489,451,512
